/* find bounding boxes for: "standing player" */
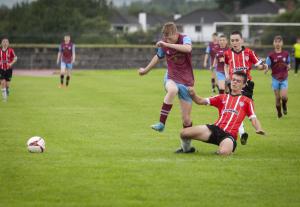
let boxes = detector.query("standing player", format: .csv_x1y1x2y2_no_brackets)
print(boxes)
0,37,17,102
138,22,195,153
224,31,268,145
265,35,290,118
181,71,265,155
212,35,229,94
203,33,219,93
293,37,300,75
57,34,75,88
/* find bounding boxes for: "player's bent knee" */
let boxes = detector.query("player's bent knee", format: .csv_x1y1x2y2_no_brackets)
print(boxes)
180,129,190,139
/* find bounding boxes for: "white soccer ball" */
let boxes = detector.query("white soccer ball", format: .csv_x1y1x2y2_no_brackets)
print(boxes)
27,136,46,153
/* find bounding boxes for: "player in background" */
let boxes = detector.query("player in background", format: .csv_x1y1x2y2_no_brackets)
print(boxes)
224,31,268,145
293,37,300,75
57,34,75,88
0,37,17,102
181,71,265,156
203,33,219,93
212,35,229,94
138,22,195,153
265,35,290,118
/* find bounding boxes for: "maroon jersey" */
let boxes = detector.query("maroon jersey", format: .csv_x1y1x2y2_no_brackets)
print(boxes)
215,47,228,73
267,50,290,81
207,42,220,61
224,47,261,80
0,48,16,70
207,94,256,139
59,42,75,63
158,34,194,86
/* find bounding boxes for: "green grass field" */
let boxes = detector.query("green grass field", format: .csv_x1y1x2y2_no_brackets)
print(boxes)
0,69,299,207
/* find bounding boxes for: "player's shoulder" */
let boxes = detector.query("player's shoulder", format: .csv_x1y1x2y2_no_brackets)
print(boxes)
267,50,275,57
282,50,289,56
244,47,254,53
242,95,253,103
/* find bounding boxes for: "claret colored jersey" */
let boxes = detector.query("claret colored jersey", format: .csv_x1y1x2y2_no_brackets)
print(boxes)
206,42,220,62
0,48,16,70
224,47,262,80
157,34,194,86
215,47,228,73
266,50,290,81
59,42,75,63
206,94,256,139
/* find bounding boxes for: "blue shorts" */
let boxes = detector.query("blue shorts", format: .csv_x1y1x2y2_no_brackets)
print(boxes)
164,74,192,103
216,71,226,81
272,77,288,90
61,62,73,72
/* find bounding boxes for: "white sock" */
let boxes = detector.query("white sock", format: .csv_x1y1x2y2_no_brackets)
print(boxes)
1,88,7,101
239,122,245,137
181,138,191,152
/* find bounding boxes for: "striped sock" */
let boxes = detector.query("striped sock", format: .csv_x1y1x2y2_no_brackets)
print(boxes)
159,103,173,125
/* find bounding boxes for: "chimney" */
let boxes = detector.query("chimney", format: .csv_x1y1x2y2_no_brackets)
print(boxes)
139,12,147,32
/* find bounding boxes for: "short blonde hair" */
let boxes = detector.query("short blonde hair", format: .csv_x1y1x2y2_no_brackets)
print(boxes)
162,22,177,36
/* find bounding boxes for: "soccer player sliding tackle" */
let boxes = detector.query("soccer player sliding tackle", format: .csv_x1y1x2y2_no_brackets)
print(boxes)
181,71,265,156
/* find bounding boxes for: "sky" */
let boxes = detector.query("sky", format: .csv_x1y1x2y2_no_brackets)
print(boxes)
0,0,151,7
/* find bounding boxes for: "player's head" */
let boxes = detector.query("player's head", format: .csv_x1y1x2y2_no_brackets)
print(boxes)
230,31,243,51
212,32,218,42
273,35,283,50
64,34,71,43
218,35,227,48
1,37,9,48
231,71,247,92
162,22,178,43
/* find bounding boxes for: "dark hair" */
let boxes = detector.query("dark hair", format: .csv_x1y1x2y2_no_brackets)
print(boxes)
233,71,247,84
212,32,218,36
219,34,227,39
231,31,242,38
273,35,283,41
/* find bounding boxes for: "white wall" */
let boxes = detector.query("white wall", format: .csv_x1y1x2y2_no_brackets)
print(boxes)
182,24,215,42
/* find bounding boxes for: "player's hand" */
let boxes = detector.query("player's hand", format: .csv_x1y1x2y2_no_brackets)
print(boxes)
203,62,207,68
264,67,269,74
219,57,225,62
138,67,148,76
256,130,266,136
188,87,196,97
156,41,166,48
287,64,291,71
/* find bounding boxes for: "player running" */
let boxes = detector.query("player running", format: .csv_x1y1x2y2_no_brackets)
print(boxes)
265,35,290,118
0,37,17,102
180,71,265,156
57,34,75,88
203,33,219,93
224,31,268,145
139,22,195,153
212,35,229,94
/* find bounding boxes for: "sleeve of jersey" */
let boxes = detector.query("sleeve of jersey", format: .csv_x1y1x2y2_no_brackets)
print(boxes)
183,36,192,45
246,100,257,120
265,56,272,67
287,55,291,64
224,51,229,65
250,50,262,66
156,47,165,59
205,46,210,54
207,95,221,107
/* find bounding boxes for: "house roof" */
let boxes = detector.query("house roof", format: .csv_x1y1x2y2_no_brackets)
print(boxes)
175,9,230,24
146,14,169,27
109,10,139,25
237,1,281,15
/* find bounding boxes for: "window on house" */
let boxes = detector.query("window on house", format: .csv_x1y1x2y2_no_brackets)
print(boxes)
114,26,124,32
195,25,202,32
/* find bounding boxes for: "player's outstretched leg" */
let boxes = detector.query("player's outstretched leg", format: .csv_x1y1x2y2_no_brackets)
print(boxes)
151,80,177,132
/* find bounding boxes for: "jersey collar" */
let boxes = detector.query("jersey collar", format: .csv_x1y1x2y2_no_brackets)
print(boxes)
231,46,245,54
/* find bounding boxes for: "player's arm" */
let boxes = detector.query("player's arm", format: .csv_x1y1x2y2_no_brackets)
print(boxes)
188,87,209,105
72,44,76,64
287,55,291,70
138,55,160,76
203,46,210,68
264,56,271,74
9,50,17,67
212,57,217,69
224,64,230,80
57,45,62,65
250,50,268,71
157,42,191,53
250,117,265,135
